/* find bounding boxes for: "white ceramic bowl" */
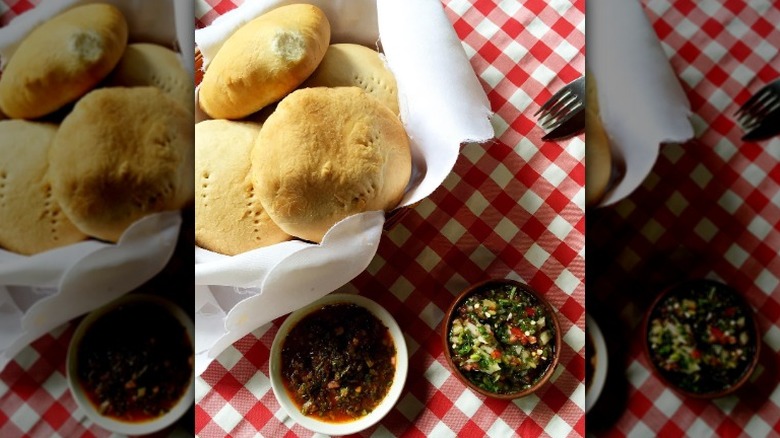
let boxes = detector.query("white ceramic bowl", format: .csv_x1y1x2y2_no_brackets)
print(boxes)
66,294,194,436
270,293,408,436
585,313,608,413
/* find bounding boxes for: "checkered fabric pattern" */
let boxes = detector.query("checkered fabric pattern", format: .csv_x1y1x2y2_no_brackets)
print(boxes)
0,324,108,438
0,0,38,26
194,0,585,437
586,1,780,437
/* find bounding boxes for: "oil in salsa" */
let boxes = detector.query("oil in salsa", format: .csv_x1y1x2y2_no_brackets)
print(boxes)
280,303,396,422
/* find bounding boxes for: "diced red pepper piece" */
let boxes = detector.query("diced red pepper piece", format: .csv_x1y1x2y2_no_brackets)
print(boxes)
710,326,724,342
525,307,536,317
491,350,502,359
509,327,528,345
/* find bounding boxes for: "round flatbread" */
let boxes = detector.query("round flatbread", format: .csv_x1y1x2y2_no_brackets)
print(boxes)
195,119,291,255
302,43,399,115
49,87,194,242
106,43,193,112
252,87,411,243
0,3,128,119
585,75,613,207
198,4,331,119
0,120,87,254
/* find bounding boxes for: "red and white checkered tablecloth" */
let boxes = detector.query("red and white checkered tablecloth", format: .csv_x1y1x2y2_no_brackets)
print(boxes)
194,1,585,437
586,1,780,437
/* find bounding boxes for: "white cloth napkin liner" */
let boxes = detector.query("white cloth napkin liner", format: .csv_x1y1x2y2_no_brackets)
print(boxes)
589,0,694,206
0,212,181,371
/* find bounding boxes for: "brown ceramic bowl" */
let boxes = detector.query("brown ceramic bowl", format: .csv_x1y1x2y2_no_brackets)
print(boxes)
642,279,760,399
442,279,562,399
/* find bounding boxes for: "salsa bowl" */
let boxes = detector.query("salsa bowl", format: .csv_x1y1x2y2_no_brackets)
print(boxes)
585,313,608,412
66,293,194,436
269,293,408,435
643,279,760,398
442,279,562,399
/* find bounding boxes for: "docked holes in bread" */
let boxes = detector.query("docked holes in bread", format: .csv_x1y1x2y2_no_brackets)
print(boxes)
198,4,331,119
49,87,194,243
302,43,400,115
252,87,412,243
106,43,193,112
0,120,87,254
0,4,128,119
195,120,291,255
585,74,613,207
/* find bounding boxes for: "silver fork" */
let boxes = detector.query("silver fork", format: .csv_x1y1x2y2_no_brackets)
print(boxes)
535,76,586,134
734,79,780,132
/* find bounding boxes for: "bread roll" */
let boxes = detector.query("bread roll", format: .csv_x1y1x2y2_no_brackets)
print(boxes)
0,4,128,119
585,75,613,207
106,43,193,112
195,120,291,255
49,87,193,242
0,120,87,254
302,43,400,115
198,4,330,119
252,87,412,243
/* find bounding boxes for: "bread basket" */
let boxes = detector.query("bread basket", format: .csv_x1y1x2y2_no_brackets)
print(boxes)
193,46,413,231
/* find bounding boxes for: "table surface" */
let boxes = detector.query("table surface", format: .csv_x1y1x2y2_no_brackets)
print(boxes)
587,1,780,437
193,0,586,437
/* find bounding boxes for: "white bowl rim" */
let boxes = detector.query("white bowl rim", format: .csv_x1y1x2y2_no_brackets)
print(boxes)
269,293,408,436
585,313,608,413
66,293,195,435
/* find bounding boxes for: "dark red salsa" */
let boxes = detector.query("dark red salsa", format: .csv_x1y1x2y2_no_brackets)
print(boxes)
77,300,193,422
280,303,396,422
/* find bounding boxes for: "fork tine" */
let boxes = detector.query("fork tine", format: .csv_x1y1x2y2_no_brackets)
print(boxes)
540,96,582,128
542,103,583,130
735,86,771,117
538,93,576,124
737,94,780,127
535,77,585,134
741,90,774,115
534,87,572,117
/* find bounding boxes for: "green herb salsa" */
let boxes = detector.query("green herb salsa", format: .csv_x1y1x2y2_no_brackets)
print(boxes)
280,303,396,422
448,284,556,394
647,281,757,395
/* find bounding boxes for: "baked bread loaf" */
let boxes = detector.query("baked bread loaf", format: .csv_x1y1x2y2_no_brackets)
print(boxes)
198,4,331,119
195,119,291,255
252,87,411,243
0,3,128,119
0,120,87,254
302,43,400,115
49,87,194,242
106,43,193,112
585,75,613,207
